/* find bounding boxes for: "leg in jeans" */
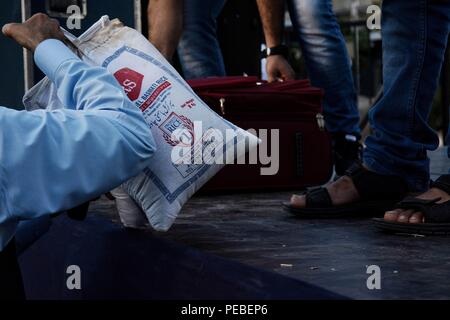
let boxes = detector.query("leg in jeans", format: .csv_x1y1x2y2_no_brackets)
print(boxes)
287,0,361,175
364,0,450,192
287,0,360,136
0,239,25,300
177,0,227,80
290,0,450,211
384,37,450,224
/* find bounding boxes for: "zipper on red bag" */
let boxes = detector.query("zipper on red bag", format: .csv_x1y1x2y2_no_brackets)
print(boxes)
200,93,326,131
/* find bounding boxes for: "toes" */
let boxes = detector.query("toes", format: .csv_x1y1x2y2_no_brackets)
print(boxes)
409,212,424,224
384,209,402,222
397,209,415,223
290,194,306,208
385,209,424,224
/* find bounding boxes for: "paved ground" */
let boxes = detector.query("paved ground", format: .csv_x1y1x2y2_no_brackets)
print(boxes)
90,149,450,299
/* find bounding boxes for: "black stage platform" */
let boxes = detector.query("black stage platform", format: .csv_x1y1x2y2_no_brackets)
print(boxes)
19,149,450,299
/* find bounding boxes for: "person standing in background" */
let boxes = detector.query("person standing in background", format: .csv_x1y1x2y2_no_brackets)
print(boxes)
147,0,227,79
257,0,362,176
285,0,450,229
147,0,183,62
148,0,361,175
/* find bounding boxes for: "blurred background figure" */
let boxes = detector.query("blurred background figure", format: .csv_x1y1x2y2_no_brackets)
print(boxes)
147,0,183,61
288,0,361,162
147,0,226,79
257,0,361,176
145,0,384,176
178,0,227,79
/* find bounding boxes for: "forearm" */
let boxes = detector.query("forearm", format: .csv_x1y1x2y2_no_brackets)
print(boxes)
36,40,134,113
0,40,157,221
35,39,154,140
147,0,183,60
0,13,156,251
256,0,286,47
0,107,154,220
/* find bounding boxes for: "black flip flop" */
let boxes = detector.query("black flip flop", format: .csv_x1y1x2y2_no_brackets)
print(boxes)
284,163,409,218
373,175,450,235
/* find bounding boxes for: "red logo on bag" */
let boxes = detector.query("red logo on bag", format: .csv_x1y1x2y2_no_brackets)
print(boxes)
114,68,144,101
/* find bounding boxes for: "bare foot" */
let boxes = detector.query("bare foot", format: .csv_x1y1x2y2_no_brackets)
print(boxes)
290,175,360,208
384,188,450,224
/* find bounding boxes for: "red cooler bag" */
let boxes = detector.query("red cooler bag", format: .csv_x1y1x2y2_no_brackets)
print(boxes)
188,76,333,192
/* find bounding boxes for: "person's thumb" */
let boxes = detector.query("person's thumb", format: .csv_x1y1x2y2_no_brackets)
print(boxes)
2,23,20,37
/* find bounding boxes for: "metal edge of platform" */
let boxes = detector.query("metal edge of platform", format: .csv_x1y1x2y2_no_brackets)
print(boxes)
19,215,348,300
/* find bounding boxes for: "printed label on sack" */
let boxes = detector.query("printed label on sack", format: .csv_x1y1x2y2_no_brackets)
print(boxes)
103,46,236,203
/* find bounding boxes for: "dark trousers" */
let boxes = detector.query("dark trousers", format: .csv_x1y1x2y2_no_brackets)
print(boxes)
0,239,25,300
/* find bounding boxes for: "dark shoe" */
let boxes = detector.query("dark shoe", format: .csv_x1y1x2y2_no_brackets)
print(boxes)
283,163,409,218
373,175,450,235
332,133,363,177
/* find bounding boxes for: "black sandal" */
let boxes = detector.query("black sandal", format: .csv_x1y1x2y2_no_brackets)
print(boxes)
283,163,409,218
373,175,450,235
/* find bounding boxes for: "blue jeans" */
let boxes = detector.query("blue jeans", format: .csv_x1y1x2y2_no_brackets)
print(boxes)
287,0,360,136
177,0,227,80
364,0,450,192
179,0,360,135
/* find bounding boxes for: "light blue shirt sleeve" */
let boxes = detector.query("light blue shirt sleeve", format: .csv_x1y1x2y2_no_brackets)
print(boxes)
0,39,156,250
